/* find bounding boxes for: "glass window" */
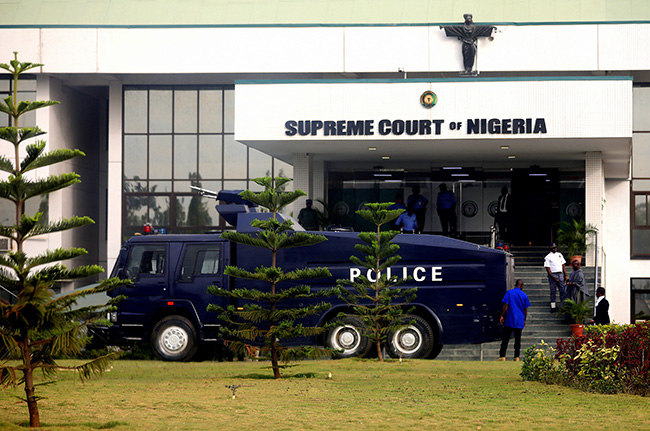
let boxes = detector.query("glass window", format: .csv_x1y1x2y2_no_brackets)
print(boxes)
249,147,272,178
174,90,198,133
632,193,650,256
224,135,247,178
149,90,172,133
176,195,214,227
149,196,170,225
180,244,221,282
126,245,166,279
632,279,650,322
199,135,222,180
149,135,172,179
636,194,648,226
124,90,148,133
199,90,223,133
174,135,198,180
123,85,291,237
224,89,235,133
123,135,148,180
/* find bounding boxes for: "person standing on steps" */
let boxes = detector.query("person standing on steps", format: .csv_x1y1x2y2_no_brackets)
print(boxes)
544,242,567,313
498,279,530,362
435,183,456,236
407,186,429,233
592,287,611,325
566,259,589,303
298,199,319,231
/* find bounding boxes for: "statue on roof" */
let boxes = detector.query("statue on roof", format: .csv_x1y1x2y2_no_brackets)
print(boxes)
441,14,496,76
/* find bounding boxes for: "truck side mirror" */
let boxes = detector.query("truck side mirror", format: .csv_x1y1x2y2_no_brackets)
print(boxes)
117,268,136,287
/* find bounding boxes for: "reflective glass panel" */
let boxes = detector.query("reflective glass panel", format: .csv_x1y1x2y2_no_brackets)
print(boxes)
125,195,148,226
634,292,650,321
124,180,146,193
199,90,223,133
635,195,648,226
149,181,172,193
176,195,214,227
632,228,650,255
124,90,148,133
174,90,198,133
249,147,272,179
149,196,170,225
274,159,294,184
174,135,198,180
149,90,172,133
224,89,234,133
224,135,247,178
124,135,148,179
149,135,172,179
199,135,222,180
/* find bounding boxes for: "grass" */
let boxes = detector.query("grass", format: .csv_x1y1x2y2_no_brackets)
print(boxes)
1,358,649,430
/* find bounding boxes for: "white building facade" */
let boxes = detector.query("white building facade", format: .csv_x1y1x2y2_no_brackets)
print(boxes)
2,2,650,324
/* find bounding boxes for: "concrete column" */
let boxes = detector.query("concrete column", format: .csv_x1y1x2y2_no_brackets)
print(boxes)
312,159,326,200
291,153,311,220
107,81,123,271
585,151,604,267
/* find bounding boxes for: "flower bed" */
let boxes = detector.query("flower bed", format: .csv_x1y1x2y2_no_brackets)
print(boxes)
521,322,650,395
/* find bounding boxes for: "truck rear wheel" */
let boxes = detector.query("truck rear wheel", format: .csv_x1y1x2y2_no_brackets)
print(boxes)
325,315,372,359
151,316,198,361
386,315,434,359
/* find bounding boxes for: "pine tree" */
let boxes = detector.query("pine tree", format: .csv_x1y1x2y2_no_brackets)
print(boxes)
0,53,126,428
207,177,337,379
338,202,418,361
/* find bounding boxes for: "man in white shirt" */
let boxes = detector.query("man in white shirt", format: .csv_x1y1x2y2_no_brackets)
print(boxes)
544,242,567,313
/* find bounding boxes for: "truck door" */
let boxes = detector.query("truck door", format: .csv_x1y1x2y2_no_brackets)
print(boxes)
119,243,169,330
174,242,228,339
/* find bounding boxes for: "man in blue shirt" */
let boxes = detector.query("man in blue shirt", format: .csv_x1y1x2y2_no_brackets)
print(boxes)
498,279,530,361
395,205,418,233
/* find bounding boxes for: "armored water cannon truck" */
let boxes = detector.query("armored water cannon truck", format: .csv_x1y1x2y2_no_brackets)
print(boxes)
107,190,514,361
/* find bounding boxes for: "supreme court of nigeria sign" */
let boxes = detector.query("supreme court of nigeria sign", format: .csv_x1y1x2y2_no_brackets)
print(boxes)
234,78,632,142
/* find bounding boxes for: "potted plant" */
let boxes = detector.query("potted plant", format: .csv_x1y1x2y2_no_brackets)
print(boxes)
560,298,594,336
556,218,597,265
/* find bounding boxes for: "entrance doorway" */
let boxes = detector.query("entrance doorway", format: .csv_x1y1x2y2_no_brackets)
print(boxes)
326,168,583,247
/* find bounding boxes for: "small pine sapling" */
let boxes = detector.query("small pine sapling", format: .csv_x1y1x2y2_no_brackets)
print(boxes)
338,202,417,361
208,177,338,379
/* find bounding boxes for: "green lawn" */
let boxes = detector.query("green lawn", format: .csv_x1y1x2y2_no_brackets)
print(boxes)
1,359,648,430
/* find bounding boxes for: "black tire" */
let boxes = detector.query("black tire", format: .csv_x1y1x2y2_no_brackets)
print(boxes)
386,315,434,359
429,342,443,360
325,315,372,359
150,315,198,361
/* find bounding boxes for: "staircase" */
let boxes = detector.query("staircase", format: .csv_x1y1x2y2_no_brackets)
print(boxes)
435,264,600,361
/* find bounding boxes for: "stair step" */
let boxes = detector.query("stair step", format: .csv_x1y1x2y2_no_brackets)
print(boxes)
436,264,598,361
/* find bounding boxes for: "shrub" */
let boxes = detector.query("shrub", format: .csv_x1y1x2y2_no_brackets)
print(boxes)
520,341,564,384
544,322,650,395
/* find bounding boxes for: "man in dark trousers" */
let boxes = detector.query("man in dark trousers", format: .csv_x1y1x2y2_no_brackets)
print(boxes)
298,199,319,230
498,279,530,361
592,287,611,325
435,183,456,236
407,186,428,233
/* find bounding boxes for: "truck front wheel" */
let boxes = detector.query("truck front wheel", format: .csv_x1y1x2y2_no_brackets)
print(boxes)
325,315,372,359
151,316,198,361
386,315,434,359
